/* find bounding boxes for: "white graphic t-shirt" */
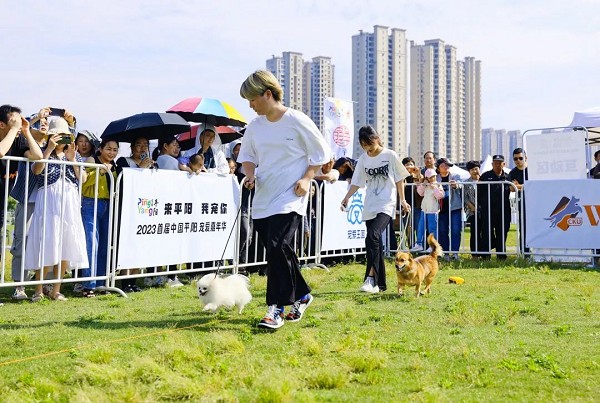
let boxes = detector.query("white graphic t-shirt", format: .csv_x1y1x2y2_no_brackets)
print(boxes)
351,148,409,221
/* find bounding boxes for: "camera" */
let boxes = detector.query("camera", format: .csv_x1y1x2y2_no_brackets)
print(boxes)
49,108,66,117
57,133,74,144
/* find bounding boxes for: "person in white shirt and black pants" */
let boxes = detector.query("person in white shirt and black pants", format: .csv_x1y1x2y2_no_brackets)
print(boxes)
238,70,330,329
341,126,411,294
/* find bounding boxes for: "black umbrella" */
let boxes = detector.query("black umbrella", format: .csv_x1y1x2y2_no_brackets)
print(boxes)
101,112,190,143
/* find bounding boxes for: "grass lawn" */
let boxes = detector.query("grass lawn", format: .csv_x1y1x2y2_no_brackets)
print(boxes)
0,257,599,402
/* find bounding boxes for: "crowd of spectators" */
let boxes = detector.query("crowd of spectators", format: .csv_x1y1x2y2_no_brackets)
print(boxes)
2,103,598,304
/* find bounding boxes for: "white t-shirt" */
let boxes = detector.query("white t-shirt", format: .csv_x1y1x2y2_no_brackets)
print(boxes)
238,108,330,219
156,154,179,171
351,148,410,221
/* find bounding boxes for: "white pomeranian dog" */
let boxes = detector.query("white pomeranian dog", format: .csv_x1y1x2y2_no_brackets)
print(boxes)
197,274,252,313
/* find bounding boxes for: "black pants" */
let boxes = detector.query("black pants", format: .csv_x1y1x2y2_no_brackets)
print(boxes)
253,213,310,306
481,208,511,259
467,213,483,258
364,213,390,291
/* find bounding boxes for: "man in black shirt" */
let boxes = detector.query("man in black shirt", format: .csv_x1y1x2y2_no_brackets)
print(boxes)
479,155,511,260
508,148,529,254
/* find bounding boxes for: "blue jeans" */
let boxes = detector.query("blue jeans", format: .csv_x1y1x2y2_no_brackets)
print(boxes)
439,209,462,253
81,197,110,289
419,212,438,245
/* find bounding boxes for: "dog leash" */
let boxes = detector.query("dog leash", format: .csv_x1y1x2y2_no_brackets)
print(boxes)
214,190,244,278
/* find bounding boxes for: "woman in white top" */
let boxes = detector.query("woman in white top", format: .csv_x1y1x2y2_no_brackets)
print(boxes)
341,126,410,294
154,136,181,170
238,70,330,329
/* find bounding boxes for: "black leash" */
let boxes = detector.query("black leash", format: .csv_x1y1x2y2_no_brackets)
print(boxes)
214,200,243,277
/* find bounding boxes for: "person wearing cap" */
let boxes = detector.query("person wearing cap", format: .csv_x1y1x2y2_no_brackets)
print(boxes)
24,117,88,301
508,148,529,254
75,130,100,159
341,125,411,294
479,154,511,260
463,160,483,259
436,158,463,259
415,168,444,252
8,107,48,300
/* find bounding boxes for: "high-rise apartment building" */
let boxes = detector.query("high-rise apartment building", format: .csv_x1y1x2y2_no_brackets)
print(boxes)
410,41,481,163
351,25,408,157
303,56,335,131
266,52,334,131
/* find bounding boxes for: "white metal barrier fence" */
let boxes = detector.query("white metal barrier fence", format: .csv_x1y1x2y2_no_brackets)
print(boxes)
0,156,116,296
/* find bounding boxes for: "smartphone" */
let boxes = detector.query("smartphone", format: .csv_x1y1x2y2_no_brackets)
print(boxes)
49,108,66,117
57,133,74,144
140,152,149,160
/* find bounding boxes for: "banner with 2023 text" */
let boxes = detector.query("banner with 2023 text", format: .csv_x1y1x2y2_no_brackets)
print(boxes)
321,181,367,251
117,169,240,269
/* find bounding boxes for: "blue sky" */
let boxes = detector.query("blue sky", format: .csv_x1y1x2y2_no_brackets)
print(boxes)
3,0,600,137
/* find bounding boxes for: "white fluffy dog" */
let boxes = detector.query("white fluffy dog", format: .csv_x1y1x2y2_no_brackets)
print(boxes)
197,274,252,313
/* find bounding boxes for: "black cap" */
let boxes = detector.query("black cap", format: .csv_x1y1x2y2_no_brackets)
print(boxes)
492,155,505,162
436,157,454,167
466,160,481,171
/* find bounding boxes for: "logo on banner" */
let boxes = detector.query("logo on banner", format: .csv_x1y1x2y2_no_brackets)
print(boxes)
333,126,351,147
327,101,352,120
544,196,582,231
138,198,159,216
346,193,364,224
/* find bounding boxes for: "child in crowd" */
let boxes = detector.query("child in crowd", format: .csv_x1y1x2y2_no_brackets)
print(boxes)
413,168,444,252
181,154,205,174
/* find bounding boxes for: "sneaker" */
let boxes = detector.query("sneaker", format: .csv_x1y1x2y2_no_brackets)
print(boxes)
123,285,135,293
410,243,424,252
258,305,284,329
425,247,433,253
285,294,314,322
12,286,28,300
51,293,68,301
31,293,45,302
366,285,380,294
359,277,375,292
130,284,142,292
167,278,184,288
73,283,84,294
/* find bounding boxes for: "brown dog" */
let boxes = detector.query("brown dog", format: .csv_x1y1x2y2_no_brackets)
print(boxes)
395,234,443,297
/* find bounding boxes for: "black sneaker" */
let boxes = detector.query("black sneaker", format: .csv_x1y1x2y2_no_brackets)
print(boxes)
285,294,314,322
258,305,284,329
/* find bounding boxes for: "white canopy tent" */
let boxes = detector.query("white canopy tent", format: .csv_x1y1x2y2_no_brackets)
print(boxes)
569,106,600,145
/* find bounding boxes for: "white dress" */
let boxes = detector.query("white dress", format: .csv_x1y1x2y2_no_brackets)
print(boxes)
24,155,89,270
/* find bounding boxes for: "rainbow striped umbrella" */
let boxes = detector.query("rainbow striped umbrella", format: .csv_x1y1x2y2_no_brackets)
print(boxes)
166,97,247,127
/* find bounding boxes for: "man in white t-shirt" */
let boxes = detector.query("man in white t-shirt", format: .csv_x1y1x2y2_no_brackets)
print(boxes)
238,70,330,330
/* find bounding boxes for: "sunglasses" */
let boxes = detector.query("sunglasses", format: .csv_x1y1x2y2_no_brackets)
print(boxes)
513,157,524,161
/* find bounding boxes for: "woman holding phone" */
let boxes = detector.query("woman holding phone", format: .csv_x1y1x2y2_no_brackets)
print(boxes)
116,136,154,169
25,117,88,301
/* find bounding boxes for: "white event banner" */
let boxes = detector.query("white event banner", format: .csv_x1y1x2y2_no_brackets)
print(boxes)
323,97,354,159
117,169,240,269
321,181,367,251
525,179,600,249
524,131,587,180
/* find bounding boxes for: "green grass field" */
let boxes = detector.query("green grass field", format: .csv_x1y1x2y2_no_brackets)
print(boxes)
0,256,599,402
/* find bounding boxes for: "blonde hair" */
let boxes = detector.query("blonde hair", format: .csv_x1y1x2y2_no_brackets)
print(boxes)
240,70,283,102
